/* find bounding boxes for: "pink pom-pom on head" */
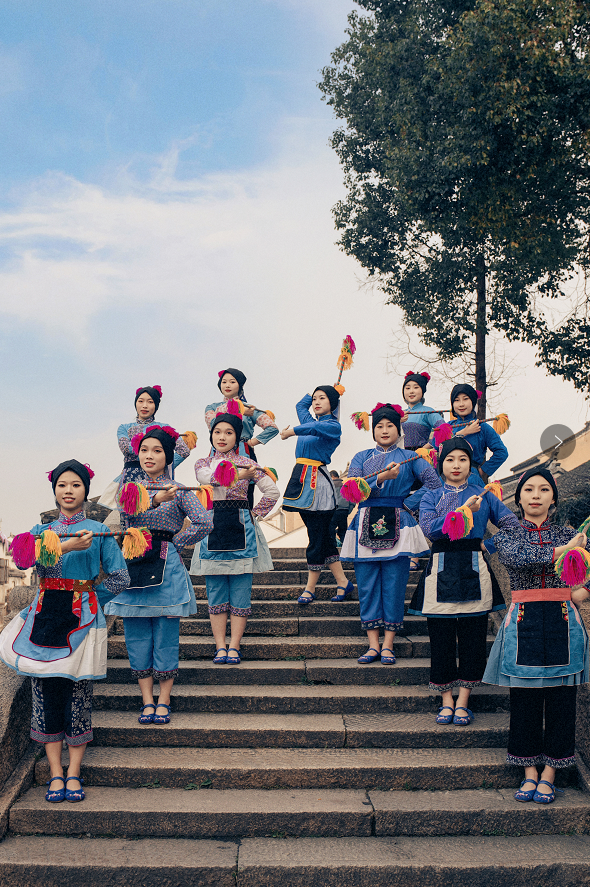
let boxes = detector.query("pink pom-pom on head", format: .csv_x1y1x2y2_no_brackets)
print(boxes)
213,460,239,487
226,399,241,416
46,470,53,482
371,402,404,416
153,385,162,397
84,463,95,479
392,404,404,417
158,425,179,442
10,532,37,569
421,372,431,382
135,387,143,396
476,390,482,398
404,370,414,378
131,431,144,454
218,370,225,378
433,423,454,447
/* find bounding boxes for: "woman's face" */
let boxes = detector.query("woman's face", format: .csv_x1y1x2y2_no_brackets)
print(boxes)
453,394,474,417
212,422,237,453
443,450,471,484
221,374,240,399
374,419,399,448
312,391,332,416
519,477,555,522
136,393,156,420
139,438,167,477
55,471,86,514
403,381,423,404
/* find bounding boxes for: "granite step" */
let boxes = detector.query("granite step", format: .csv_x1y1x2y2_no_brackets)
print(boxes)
112,615,429,638
191,583,361,601
191,570,357,587
105,656,435,685
4,835,590,887
235,835,590,886
35,745,520,791
72,710,511,750
93,682,510,714
10,787,374,838
192,599,363,618
0,836,237,887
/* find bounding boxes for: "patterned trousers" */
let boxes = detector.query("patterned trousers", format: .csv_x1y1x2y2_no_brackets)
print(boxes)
31,677,93,746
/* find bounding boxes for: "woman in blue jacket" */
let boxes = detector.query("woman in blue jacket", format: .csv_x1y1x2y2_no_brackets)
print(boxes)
448,384,508,485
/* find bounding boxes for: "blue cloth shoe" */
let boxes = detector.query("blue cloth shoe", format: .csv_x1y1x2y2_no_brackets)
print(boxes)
380,647,396,665
226,647,242,664
45,776,65,803
514,779,538,802
533,780,564,804
357,647,381,664
331,581,354,602
65,776,85,802
298,591,316,606
154,703,171,724
453,707,474,726
436,706,455,725
138,703,156,724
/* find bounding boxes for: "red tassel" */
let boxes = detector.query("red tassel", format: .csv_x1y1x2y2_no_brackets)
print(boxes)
433,423,453,447
213,460,238,487
10,532,37,569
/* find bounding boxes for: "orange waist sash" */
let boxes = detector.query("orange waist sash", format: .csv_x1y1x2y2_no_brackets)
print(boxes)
511,588,571,603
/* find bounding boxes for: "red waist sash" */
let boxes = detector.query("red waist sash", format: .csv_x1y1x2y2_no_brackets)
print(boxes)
511,588,571,603
40,579,94,592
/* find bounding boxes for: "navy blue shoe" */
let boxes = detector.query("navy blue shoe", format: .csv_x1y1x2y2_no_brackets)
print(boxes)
331,581,354,602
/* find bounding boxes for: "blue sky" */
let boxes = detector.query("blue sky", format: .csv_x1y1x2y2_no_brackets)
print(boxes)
0,0,588,533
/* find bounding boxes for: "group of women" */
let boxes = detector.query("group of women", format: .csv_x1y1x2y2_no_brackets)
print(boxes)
0,365,587,810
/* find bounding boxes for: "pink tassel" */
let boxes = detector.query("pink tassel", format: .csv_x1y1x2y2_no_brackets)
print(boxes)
442,512,466,541
560,550,590,586
131,432,144,454
433,423,453,447
226,399,241,416
213,460,238,487
10,532,37,569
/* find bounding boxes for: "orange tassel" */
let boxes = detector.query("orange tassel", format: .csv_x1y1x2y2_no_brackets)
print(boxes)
334,384,345,396
182,431,197,450
265,409,276,421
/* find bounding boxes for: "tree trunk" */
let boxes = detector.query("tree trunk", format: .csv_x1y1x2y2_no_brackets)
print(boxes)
475,254,487,420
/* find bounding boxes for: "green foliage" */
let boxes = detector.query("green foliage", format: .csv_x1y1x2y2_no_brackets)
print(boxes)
320,0,590,392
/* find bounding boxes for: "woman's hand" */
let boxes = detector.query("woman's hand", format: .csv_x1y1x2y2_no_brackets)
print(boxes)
280,426,295,440
554,532,588,559
60,530,93,553
241,404,256,417
459,420,481,436
401,412,409,423
377,462,400,483
238,467,257,481
245,438,261,448
152,485,178,506
464,495,482,513
571,586,590,607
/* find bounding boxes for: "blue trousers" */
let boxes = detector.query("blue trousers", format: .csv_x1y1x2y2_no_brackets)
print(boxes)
355,558,410,631
206,574,253,617
123,616,180,680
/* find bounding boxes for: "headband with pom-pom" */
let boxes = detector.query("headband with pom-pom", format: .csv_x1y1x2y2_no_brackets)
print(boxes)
371,402,404,417
156,425,180,442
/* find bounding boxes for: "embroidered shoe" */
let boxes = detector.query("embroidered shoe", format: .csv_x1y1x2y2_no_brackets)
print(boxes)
45,776,66,803
514,779,538,802
331,581,354,602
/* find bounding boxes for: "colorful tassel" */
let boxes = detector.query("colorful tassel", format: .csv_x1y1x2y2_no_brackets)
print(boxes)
122,527,152,559
337,334,356,372
341,477,372,504
118,482,150,516
493,413,511,434
213,460,239,487
263,467,279,482
442,506,473,541
554,547,590,586
415,447,437,468
182,431,197,450
226,399,242,417
334,384,345,396
265,410,276,421
433,423,454,447
35,529,63,567
195,485,213,510
9,532,37,569
484,481,503,501
351,411,370,431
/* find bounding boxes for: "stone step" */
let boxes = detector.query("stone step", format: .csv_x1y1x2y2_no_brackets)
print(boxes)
191,570,357,587
108,634,495,661
93,683,510,714
113,615,429,638
194,599,363,618
193,583,362,600
10,787,374,838
233,835,590,886
61,710,511,750
4,835,590,887
34,745,517,791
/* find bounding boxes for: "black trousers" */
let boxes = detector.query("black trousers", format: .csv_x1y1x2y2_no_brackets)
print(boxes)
427,614,489,691
507,685,577,768
330,508,349,545
300,510,339,571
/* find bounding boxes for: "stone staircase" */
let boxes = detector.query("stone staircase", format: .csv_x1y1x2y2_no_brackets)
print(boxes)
2,547,590,884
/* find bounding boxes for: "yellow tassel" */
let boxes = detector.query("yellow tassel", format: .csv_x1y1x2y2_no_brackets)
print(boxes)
457,504,474,534
334,384,345,396
493,413,510,435
37,529,63,566
338,350,354,372
122,527,149,559
484,481,503,500
194,485,213,510
415,447,434,467
265,410,276,421
182,431,197,450
138,484,150,513
237,399,246,415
